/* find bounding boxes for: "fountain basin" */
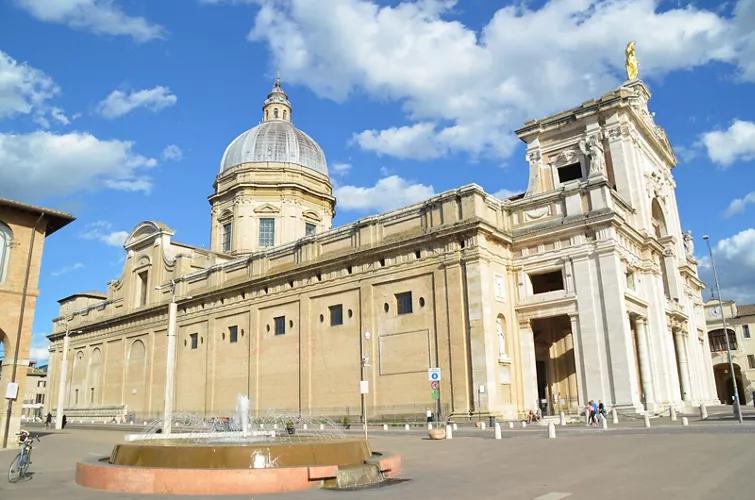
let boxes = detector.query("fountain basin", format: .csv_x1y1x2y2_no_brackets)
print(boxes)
76,437,401,495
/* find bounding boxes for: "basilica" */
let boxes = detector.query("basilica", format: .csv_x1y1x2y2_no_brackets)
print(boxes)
45,76,718,422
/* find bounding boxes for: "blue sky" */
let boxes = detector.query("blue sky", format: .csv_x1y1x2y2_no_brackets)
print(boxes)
0,0,753,363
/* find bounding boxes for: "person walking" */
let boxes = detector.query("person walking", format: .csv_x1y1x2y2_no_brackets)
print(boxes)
45,412,52,429
591,400,598,427
585,401,593,426
598,401,606,422
62,414,67,429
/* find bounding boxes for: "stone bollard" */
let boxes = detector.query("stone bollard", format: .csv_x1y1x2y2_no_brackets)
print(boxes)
548,422,556,439
452,423,458,431
320,424,325,430
303,423,308,430
670,406,677,421
446,424,453,440
404,424,410,431
700,404,708,420
91,420,95,424
260,424,264,429
644,414,651,428
428,423,433,430
383,424,388,431
494,422,502,440
602,417,608,430
611,408,618,424
522,421,527,428
479,422,486,430
560,412,566,426
273,424,278,430
508,422,514,429
682,417,689,426
143,421,147,425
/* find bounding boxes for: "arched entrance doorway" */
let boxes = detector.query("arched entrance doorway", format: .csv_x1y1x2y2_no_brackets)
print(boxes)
532,315,579,416
713,363,745,405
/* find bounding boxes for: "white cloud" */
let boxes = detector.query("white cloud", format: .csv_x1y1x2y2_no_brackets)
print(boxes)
331,162,351,175
80,220,128,247
492,188,522,200
0,131,157,200
698,228,755,304
97,86,177,119
334,175,434,213
161,144,183,161
249,0,754,161
51,261,85,277
724,191,755,218
15,0,165,42
29,346,49,363
0,49,60,121
700,119,755,167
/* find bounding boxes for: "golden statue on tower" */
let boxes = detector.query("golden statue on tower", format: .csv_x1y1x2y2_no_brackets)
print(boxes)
625,41,639,80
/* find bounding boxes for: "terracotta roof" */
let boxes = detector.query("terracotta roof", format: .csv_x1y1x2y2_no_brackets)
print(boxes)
737,304,755,318
0,198,75,235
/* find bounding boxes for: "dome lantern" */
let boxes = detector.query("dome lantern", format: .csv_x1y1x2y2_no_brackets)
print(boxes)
262,76,292,122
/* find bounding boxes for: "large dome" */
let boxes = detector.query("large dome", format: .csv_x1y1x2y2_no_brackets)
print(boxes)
219,120,328,176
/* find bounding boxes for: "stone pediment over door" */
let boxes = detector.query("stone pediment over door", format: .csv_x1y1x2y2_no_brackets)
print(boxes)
253,204,280,214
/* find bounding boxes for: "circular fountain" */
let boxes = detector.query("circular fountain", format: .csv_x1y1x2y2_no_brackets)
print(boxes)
76,396,401,495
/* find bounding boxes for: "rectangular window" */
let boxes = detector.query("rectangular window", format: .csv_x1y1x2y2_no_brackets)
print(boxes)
274,316,286,335
749,355,755,369
626,271,635,291
396,292,413,315
229,325,238,343
557,162,582,183
190,332,198,349
137,270,149,306
530,270,564,294
709,330,737,352
744,324,751,339
305,223,316,236
329,304,343,326
222,222,232,252
259,218,275,247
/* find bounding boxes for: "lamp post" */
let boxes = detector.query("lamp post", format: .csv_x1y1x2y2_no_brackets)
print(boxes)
703,234,743,424
55,323,81,430
159,280,190,435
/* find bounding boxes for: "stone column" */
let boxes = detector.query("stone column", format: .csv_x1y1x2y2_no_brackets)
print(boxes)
519,321,539,412
673,329,691,402
568,314,586,410
635,317,655,408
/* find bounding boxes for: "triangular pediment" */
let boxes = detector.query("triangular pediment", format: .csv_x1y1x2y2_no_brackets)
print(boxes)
253,203,280,214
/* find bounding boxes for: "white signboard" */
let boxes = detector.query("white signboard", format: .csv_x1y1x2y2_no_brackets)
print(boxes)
4,382,19,400
360,380,369,394
428,367,441,382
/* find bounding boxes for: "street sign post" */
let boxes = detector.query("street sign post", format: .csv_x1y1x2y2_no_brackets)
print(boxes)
428,368,442,421
428,367,441,381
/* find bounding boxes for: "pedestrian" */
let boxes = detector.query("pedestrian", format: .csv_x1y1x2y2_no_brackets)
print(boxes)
585,401,593,426
591,400,598,427
598,400,606,422
62,414,67,429
45,412,52,429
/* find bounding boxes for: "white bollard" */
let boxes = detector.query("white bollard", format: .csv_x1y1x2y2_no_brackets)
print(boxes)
260,423,264,429
383,424,388,431
428,423,433,430
644,414,651,428
320,424,325,430
602,417,608,430
548,422,556,439
91,420,95,424
681,417,689,426
481,422,487,430
452,423,458,431
494,422,502,440
143,421,147,425
508,422,514,429
303,423,308,430
522,421,527,428
273,424,278,430
700,404,708,420
670,406,677,421
404,424,410,431
445,424,453,440
611,408,618,424
560,412,566,426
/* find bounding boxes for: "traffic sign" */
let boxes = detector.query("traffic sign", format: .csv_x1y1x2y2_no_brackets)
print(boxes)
430,380,440,390
428,367,441,381
431,389,440,400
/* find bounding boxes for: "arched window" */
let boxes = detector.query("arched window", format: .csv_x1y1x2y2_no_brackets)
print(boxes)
496,315,507,358
265,110,268,120
283,109,287,120
0,222,11,284
709,328,737,352
274,108,279,119
129,340,145,362
651,198,667,238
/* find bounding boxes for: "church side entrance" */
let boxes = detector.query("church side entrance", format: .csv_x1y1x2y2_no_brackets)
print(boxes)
532,315,578,416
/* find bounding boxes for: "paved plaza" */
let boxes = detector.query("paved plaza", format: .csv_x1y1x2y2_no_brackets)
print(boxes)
1,409,754,500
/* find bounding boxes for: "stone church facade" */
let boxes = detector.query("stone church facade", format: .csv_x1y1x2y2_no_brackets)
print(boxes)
45,78,718,422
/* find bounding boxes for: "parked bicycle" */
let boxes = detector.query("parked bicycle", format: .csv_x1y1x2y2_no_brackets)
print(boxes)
7,430,38,483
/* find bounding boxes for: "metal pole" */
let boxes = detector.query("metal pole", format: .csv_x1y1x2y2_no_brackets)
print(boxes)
163,281,178,434
54,326,71,430
704,235,743,424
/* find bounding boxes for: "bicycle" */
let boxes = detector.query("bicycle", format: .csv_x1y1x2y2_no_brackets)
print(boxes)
7,430,38,483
